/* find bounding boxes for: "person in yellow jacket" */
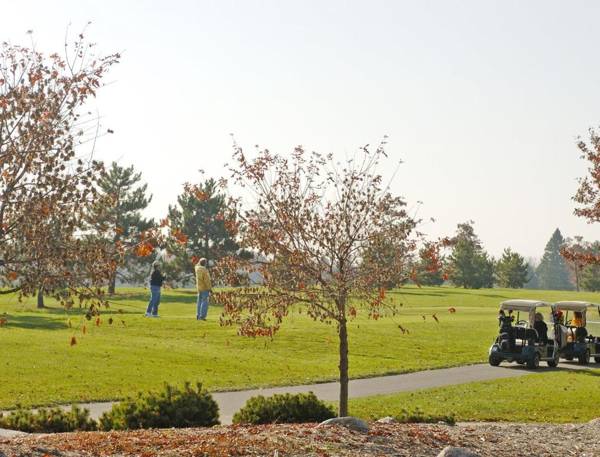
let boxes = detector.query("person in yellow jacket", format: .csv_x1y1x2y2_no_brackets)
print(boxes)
195,258,212,320
570,311,584,328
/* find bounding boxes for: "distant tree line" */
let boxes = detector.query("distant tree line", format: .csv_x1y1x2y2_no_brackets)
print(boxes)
412,222,600,291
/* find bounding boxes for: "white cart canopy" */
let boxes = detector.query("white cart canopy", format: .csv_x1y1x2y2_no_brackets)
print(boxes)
500,300,551,312
553,301,600,312
500,300,551,326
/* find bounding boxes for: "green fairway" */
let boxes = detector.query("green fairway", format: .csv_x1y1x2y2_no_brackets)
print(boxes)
2,286,600,409
348,368,600,423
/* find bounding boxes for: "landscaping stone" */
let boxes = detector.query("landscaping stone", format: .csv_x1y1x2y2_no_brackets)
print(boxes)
318,416,369,433
376,416,397,424
437,446,481,457
0,428,27,438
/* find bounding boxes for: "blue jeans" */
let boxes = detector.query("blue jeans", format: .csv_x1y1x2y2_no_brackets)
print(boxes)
197,290,210,319
146,285,161,316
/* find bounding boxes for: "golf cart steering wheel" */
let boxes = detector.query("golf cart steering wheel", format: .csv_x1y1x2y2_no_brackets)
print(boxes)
516,319,528,327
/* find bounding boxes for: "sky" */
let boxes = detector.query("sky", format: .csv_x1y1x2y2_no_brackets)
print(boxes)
2,0,600,260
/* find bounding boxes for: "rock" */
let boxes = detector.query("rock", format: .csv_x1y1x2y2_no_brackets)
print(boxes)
318,416,369,433
377,416,397,424
437,446,481,457
0,428,27,438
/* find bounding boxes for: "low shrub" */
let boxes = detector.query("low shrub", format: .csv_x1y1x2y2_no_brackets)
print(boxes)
0,404,96,433
394,407,455,425
99,382,219,431
232,392,335,425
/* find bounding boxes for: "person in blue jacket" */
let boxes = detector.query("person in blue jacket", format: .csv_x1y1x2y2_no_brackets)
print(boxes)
145,261,165,318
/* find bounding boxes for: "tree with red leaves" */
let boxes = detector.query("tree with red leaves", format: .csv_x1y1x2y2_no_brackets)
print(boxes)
0,32,119,307
214,139,424,416
563,127,600,270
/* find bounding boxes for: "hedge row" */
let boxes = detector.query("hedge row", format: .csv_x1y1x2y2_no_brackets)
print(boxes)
1,384,448,433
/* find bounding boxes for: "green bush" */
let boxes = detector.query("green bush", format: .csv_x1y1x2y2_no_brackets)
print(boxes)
99,382,219,431
393,407,455,425
0,404,96,433
232,392,335,425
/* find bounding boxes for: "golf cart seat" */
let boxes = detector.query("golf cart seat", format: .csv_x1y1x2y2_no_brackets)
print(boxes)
575,326,588,342
514,327,538,342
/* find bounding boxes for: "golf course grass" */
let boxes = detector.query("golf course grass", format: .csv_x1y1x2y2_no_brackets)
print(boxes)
2,286,600,409
348,367,600,423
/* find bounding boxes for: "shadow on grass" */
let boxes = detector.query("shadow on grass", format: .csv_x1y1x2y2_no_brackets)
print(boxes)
107,292,225,309
390,291,446,298
389,288,510,300
39,306,143,317
4,314,68,330
503,364,600,376
108,292,197,305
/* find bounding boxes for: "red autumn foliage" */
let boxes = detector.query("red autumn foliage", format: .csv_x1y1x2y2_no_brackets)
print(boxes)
0,32,119,307
565,127,600,266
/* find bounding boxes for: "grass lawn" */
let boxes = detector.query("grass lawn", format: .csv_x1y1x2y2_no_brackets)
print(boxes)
2,286,600,409
348,367,600,423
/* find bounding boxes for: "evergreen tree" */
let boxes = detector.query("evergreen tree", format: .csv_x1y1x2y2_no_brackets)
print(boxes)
94,162,155,293
535,228,573,290
496,248,529,288
580,241,600,292
448,221,495,289
165,178,246,284
524,259,540,289
563,236,588,291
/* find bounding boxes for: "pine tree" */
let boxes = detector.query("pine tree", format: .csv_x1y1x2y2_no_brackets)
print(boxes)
536,228,573,290
94,162,155,294
448,222,495,289
563,236,589,291
496,248,529,288
165,178,247,284
580,241,600,292
524,260,540,289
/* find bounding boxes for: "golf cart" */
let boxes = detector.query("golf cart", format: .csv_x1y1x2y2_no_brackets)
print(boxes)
552,301,600,365
488,299,559,368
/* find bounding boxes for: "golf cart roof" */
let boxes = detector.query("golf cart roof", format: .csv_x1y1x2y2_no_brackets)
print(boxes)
500,299,551,312
553,301,600,312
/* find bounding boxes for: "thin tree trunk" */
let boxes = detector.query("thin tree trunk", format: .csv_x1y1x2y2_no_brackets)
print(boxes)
108,272,116,295
37,287,45,309
204,234,210,264
338,318,349,417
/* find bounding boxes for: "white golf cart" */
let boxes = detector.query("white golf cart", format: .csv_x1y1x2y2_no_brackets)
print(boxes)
489,299,559,369
552,301,600,365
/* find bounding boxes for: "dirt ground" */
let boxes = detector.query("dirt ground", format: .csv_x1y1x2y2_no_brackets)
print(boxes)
1,421,599,457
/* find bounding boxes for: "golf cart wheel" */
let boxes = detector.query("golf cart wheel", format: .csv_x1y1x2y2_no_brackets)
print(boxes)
547,356,559,368
595,356,600,364
578,350,590,365
488,354,501,366
516,360,525,365
565,355,574,361
527,353,540,369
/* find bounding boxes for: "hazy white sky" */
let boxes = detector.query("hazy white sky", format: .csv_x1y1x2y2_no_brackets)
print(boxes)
3,0,600,259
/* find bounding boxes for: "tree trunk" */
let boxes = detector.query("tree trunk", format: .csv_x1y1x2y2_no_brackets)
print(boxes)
338,318,349,417
108,272,116,295
204,235,210,264
37,287,45,309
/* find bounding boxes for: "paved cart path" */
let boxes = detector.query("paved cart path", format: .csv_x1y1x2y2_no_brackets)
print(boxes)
8,362,585,427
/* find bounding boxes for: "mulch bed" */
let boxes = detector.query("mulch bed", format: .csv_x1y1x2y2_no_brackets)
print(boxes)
1,421,599,456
